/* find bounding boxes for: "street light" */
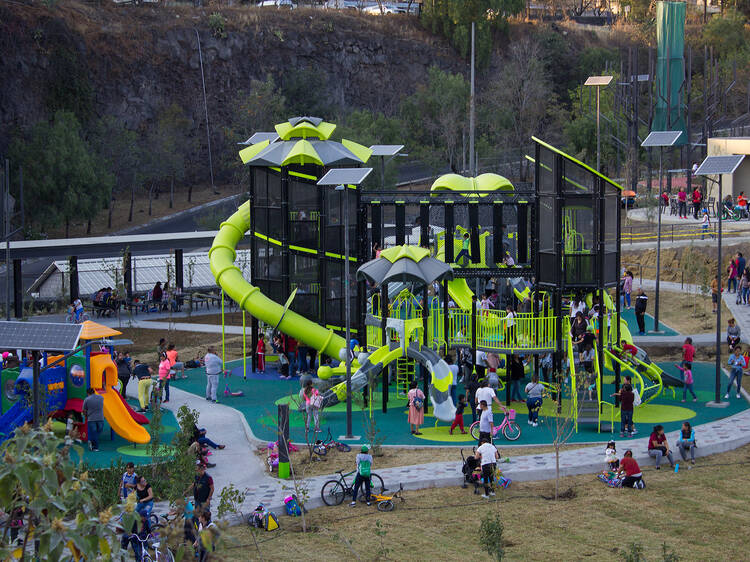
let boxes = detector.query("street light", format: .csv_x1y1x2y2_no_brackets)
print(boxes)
695,154,745,407
318,167,373,439
641,131,682,334
584,75,613,173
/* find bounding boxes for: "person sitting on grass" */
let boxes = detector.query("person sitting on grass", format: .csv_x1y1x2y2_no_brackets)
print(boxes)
476,437,499,499
618,449,644,489
648,425,675,470
676,421,697,465
350,445,374,507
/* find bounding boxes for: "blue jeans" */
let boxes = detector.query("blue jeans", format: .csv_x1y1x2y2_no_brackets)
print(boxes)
743,287,750,304
624,293,631,307
135,500,153,518
510,380,522,401
160,378,170,401
286,352,297,376
526,397,542,423
727,368,743,395
683,383,697,400
728,278,737,292
198,436,220,449
620,410,634,434
298,348,309,372
351,474,371,503
455,248,470,265
87,420,104,449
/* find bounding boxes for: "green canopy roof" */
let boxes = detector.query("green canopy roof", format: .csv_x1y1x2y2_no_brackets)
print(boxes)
430,173,514,197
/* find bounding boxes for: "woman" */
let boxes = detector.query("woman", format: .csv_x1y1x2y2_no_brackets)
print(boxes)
570,312,588,351
158,351,172,404
135,476,154,517
727,318,741,351
300,379,321,434
152,281,163,303
510,355,525,402
738,268,750,305
618,449,644,489
524,374,544,427
727,259,738,294
166,343,186,379
647,424,675,469
676,421,696,465
407,381,425,435
622,271,634,309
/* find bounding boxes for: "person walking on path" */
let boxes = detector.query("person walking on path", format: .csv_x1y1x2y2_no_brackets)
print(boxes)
648,425,675,469
204,346,222,404
711,276,720,314
133,360,153,412
407,381,425,435
82,387,104,452
677,187,688,218
677,421,697,464
350,445,374,507
622,271,633,309
157,351,172,404
739,268,750,305
525,374,544,427
634,288,648,335
727,259,739,294
725,346,744,400
476,437,500,499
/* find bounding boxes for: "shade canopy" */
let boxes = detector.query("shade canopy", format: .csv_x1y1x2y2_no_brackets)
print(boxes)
430,173,514,197
238,117,372,167
79,321,122,341
357,245,453,287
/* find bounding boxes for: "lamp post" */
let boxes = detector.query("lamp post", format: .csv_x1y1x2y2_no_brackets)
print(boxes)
695,154,745,406
641,131,682,333
584,75,613,173
318,167,374,438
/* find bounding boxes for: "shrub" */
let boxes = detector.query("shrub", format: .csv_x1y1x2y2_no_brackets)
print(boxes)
479,511,504,561
208,12,228,39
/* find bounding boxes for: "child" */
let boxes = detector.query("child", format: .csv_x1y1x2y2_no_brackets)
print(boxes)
612,383,635,437
450,394,468,435
350,445,373,507
193,509,218,560
456,232,471,266
476,437,500,499
604,441,618,470
71,298,84,323
256,334,266,373
681,337,695,369
701,212,711,240
120,462,139,500
674,362,698,402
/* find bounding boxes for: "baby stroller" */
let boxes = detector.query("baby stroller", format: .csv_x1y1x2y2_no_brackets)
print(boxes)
460,448,482,494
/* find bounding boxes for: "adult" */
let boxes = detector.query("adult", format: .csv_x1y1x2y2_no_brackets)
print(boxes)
133,360,154,413
739,267,750,305
648,424,675,469
524,374,544,427
727,258,738,294
475,379,503,415
119,462,138,500
613,383,635,437
191,424,225,450
166,343,186,379
157,351,171,404
300,379,321,434
478,400,493,444
725,346,744,400
476,437,499,499
187,461,214,513
736,253,746,282
286,336,298,378
634,288,648,335
539,353,553,385
407,381,425,435
82,387,104,452
727,318,741,351
622,271,634,309
509,355,525,402
681,337,695,369
134,476,154,517
619,450,644,489
204,346,222,404
570,312,589,350
151,281,163,303
711,276,719,314
569,296,586,318
504,305,517,345
115,351,132,397
676,421,697,465
475,350,487,381
677,187,687,218
691,186,703,219
350,445,374,507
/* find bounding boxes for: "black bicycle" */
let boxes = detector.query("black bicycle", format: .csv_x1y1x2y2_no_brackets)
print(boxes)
320,469,385,506
313,427,352,456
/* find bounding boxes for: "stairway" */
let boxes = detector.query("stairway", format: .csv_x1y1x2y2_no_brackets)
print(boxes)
577,396,600,426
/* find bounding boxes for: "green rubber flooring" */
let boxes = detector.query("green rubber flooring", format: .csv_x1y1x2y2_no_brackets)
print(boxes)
169,360,748,447
620,308,679,336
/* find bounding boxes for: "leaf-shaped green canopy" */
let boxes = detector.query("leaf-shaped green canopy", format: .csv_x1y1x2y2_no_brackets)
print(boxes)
430,173,514,197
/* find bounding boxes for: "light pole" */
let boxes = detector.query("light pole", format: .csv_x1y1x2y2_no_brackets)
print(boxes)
469,21,476,175
695,154,745,406
584,75,613,173
641,131,682,333
318,167,374,438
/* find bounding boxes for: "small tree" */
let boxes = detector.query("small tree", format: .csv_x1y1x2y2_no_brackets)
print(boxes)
479,509,505,561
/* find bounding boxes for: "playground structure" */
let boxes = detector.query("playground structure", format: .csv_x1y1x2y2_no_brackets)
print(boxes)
0,321,150,444
210,116,688,435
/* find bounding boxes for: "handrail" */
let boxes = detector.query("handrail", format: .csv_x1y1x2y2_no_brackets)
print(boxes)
564,317,578,432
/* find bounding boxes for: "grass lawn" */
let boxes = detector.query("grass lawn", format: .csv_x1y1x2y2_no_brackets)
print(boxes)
225,444,750,561
635,289,731,335
116,327,249,364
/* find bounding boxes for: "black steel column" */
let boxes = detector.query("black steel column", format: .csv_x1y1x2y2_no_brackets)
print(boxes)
175,249,184,292
69,256,79,302
422,284,429,413
395,202,405,245
419,202,429,248
32,350,40,427
597,177,606,415
445,204,455,263
123,252,132,301
493,202,504,264
517,203,528,264
251,316,259,373
614,185,622,404
505,354,512,407
469,202,480,263
13,259,22,318
715,176,723,403
442,279,450,354
280,168,290,303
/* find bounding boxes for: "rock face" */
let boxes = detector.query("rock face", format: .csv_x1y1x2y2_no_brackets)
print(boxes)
0,3,464,152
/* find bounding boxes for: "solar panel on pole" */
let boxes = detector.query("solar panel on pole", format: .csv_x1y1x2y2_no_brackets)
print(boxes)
641,131,682,147
694,155,745,176
369,145,404,157
317,168,373,186
0,321,82,351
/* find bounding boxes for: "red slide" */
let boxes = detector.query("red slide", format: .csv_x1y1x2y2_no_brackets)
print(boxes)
115,392,149,425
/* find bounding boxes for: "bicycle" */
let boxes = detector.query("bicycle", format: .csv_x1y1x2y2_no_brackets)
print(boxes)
469,408,521,441
64,307,90,324
320,469,385,506
363,483,405,512
313,427,352,456
125,532,175,562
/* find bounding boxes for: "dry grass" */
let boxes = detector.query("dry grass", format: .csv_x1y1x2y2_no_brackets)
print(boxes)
115,327,248,364
225,444,750,561
643,289,733,335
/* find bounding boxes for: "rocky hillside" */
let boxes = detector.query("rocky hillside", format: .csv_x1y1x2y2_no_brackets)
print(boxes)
0,2,463,152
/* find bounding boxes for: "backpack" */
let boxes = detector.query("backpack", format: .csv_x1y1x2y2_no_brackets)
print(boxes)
358,457,372,477
411,392,423,411
248,505,279,531
284,495,302,517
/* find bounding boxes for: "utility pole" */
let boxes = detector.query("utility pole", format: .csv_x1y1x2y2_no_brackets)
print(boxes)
469,21,476,176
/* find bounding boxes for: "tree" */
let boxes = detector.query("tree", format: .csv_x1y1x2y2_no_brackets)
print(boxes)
702,11,748,58
9,111,113,237
0,422,136,560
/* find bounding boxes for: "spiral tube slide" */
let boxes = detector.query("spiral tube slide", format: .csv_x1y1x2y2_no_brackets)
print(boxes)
209,201,347,362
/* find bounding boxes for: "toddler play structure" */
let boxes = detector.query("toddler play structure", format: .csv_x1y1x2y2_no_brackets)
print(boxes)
0,321,150,444
210,116,677,433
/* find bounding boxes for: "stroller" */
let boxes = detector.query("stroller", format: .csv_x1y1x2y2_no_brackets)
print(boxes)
460,448,482,494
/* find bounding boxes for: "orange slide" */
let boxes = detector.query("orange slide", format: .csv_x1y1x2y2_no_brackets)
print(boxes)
89,354,151,444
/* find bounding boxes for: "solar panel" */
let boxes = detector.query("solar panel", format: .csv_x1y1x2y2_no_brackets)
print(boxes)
694,155,745,176
641,131,683,147
238,132,280,146
317,167,373,186
0,321,82,351
370,145,405,157
584,75,613,86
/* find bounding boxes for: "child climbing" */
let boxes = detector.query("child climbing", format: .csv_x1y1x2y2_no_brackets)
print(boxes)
456,232,471,266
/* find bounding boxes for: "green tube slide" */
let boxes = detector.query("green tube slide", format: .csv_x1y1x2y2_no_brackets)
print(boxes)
209,201,346,360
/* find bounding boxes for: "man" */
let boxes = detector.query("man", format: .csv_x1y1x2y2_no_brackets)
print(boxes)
187,461,214,513
476,437,500,499
478,400,493,444
133,360,153,412
475,379,504,417
204,346,222,404
116,351,133,397
725,346,744,400
737,253,746,279
634,288,648,335
82,387,104,452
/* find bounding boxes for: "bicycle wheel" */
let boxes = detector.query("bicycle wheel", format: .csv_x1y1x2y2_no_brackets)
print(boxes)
502,422,521,441
370,473,385,494
313,443,327,456
469,422,481,441
148,514,160,528
81,313,90,322
336,442,352,452
65,314,73,324
377,500,394,512
156,547,175,562
321,480,345,506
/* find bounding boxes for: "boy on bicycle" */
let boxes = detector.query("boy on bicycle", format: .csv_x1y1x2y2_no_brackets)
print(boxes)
476,437,500,499
350,445,373,507
72,298,84,323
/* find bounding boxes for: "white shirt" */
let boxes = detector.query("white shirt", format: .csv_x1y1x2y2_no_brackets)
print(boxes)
505,311,515,328
475,386,496,410
570,301,586,318
447,364,459,385
476,442,498,466
476,351,487,366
